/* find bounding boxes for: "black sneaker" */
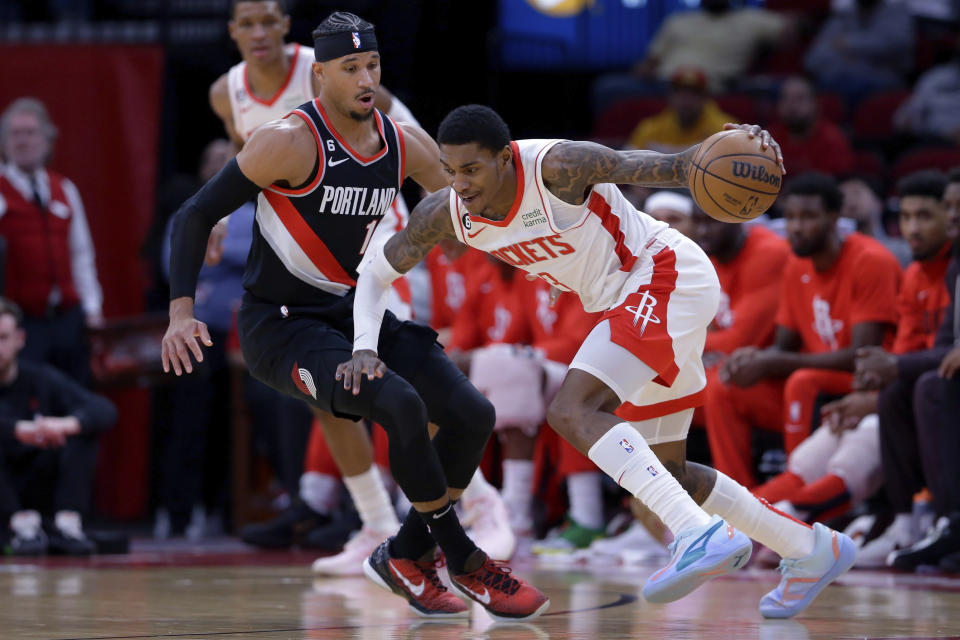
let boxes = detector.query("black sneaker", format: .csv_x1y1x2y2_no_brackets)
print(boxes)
49,529,95,556
302,509,361,551
10,527,48,556
239,499,331,548
889,514,960,570
362,539,468,617
939,549,960,573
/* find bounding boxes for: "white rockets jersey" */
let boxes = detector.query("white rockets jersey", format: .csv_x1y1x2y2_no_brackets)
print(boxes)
227,43,315,142
449,139,669,313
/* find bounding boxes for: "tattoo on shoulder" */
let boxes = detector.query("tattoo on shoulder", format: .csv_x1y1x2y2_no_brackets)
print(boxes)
543,141,691,204
384,188,455,272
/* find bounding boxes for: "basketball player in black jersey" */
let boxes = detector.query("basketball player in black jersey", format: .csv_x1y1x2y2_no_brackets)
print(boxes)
161,12,548,622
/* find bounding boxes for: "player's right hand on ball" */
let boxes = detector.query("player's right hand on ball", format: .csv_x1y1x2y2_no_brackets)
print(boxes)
336,350,387,395
161,314,213,376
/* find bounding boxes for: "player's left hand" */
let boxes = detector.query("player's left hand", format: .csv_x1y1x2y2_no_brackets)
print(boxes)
938,346,960,379
854,346,897,390
822,391,877,434
720,346,769,387
336,349,387,395
723,123,785,174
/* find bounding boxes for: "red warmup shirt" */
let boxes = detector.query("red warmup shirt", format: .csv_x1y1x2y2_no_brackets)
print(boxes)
706,225,791,354
892,242,953,354
767,118,853,177
449,259,532,351
776,233,902,352
515,276,601,365
426,247,487,330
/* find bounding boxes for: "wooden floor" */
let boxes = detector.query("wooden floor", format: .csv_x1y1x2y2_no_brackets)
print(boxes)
3,542,960,639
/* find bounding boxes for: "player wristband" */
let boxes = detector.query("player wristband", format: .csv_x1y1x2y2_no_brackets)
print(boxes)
314,28,378,62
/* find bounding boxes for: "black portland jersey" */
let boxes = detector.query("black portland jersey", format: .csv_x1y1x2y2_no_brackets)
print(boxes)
244,98,405,305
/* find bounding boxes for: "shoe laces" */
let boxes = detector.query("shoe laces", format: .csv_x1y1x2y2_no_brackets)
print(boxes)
474,558,521,595
415,556,449,593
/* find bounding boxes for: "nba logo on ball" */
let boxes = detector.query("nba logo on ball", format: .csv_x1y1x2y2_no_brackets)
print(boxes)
351,32,361,48
619,438,634,454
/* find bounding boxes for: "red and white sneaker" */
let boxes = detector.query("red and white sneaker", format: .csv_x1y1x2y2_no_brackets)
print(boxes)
450,552,550,622
362,540,468,618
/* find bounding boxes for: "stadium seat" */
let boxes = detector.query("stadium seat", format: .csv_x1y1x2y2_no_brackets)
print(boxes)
591,97,666,146
852,90,911,141
890,147,960,187
850,149,886,180
715,94,760,125
817,93,846,124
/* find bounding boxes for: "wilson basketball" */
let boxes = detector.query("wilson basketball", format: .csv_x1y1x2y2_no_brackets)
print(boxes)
688,129,782,223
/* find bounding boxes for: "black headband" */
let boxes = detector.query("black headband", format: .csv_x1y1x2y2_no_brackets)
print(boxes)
314,28,378,62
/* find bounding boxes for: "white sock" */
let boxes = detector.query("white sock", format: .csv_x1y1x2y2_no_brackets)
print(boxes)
299,472,341,515
343,466,400,533
567,472,604,530
701,470,816,559
502,458,535,531
460,468,495,503
588,422,709,535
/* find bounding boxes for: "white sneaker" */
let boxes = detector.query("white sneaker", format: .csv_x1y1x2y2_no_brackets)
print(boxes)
312,527,392,576
588,521,665,561
461,487,516,561
854,513,916,568
843,514,876,547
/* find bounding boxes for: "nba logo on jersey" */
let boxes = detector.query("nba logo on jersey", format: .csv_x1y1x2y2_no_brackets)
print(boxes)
351,32,361,48
619,438,635,454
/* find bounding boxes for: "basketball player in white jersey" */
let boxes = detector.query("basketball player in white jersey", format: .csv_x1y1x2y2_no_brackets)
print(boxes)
207,0,514,574
341,105,858,618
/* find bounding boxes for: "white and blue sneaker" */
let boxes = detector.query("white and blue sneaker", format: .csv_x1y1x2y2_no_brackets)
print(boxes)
759,523,856,619
642,514,752,603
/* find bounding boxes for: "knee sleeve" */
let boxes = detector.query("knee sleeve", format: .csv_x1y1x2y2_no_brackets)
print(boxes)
367,374,447,503
826,414,883,503
429,378,495,489
786,425,837,484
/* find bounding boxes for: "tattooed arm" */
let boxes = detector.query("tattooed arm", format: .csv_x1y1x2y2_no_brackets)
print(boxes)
541,124,782,205
335,188,457,393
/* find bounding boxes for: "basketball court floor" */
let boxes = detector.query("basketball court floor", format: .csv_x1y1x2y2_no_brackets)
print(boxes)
3,540,959,640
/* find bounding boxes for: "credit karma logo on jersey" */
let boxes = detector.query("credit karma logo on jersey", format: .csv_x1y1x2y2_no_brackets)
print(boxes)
489,234,575,267
317,186,396,216
730,161,781,188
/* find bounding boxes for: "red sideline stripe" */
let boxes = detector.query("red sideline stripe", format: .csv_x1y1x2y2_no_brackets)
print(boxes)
263,190,356,287
615,389,706,421
588,192,637,272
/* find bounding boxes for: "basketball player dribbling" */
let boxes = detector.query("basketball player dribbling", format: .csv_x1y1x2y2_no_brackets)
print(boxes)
341,104,858,618
209,0,514,573
163,13,547,621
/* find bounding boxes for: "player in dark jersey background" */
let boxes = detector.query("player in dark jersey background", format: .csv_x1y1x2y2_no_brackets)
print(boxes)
161,11,549,622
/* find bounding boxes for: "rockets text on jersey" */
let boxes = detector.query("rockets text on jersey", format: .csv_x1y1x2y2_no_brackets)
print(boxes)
448,139,669,313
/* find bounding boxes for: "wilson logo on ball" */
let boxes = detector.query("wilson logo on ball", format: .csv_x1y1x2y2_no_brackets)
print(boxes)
730,161,781,188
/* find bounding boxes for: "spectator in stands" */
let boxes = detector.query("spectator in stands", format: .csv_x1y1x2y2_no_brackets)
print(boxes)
626,68,735,155
704,173,901,488
591,0,789,112
0,98,103,383
0,297,116,555
643,190,698,240
839,174,911,265
946,167,960,239
751,171,953,549
804,0,914,101
894,43,960,144
768,76,854,178
852,169,960,570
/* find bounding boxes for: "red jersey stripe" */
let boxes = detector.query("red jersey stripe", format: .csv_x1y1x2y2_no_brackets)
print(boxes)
588,191,637,272
263,190,357,287
314,99,389,164
615,389,706,421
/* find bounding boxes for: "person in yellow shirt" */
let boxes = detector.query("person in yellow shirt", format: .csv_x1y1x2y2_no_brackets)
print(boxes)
627,68,735,153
